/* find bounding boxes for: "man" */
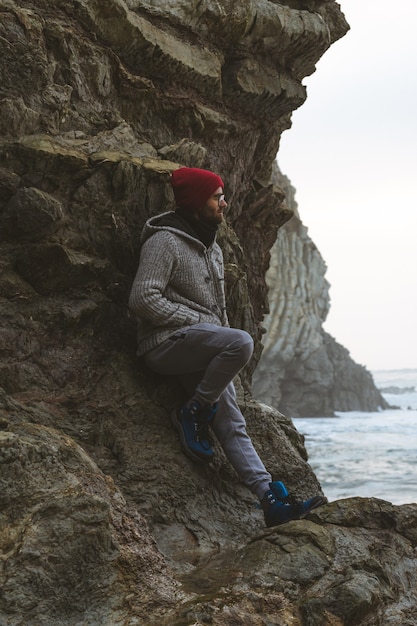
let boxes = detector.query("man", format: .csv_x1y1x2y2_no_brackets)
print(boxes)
128,166,326,527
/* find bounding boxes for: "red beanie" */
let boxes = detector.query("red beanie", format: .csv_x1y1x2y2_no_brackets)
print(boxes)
171,167,224,211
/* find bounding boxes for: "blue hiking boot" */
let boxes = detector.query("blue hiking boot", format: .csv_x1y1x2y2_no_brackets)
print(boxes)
171,399,218,463
262,481,327,527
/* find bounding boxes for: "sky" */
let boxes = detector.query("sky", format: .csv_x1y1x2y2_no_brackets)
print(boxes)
277,0,417,372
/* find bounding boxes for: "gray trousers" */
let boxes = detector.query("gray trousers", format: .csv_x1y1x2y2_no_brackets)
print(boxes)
144,323,272,500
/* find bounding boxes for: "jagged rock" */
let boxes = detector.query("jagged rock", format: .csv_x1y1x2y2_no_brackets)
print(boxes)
0,409,181,626
1,1,416,625
16,243,110,295
1,187,64,241
254,168,388,416
380,385,415,394
176,498,417,625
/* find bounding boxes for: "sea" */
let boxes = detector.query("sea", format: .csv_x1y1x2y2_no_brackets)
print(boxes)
292,369,417,505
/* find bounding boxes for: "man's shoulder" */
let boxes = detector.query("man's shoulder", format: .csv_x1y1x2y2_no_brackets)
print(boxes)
141,227,178,251
141,226,203,262
142,213,203,250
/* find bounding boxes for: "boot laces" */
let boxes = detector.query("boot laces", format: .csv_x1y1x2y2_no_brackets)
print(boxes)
194,417,211,447
271,488,301,508
283,493,300,506
186,401,215,449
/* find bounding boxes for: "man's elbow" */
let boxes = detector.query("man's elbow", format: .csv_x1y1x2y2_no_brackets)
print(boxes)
128,287,144,317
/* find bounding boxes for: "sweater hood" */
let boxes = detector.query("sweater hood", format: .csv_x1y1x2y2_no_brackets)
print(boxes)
141,211,213,248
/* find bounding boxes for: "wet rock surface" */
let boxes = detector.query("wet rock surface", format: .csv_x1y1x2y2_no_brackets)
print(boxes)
0,1,416,625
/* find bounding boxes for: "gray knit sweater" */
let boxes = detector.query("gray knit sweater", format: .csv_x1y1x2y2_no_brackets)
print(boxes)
128,211,229,356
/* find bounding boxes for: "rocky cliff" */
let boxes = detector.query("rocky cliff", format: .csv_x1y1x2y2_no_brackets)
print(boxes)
1,1,416,625
253,168,388,416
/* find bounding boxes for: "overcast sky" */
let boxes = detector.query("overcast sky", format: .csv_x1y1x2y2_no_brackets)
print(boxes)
278,0,417,372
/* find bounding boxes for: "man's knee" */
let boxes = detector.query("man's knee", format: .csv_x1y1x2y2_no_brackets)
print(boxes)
230,328,254,362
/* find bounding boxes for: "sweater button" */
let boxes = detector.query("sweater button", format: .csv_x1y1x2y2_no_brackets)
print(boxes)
205,276,211,282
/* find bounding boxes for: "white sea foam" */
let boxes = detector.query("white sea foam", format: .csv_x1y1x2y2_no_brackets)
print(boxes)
373,368,417,410
293,369,417,505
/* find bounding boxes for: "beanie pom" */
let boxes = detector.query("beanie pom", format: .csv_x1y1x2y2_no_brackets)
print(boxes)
171,167,224,211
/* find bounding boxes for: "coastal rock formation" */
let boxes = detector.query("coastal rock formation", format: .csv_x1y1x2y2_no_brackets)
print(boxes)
1,1,416,625
0,415,180,625
254,169,388,416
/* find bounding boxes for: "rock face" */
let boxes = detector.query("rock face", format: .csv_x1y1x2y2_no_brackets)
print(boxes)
1,2,416,625
254,168,388,416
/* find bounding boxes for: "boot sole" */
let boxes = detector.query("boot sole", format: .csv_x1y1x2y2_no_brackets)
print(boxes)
302,495,328,518
170,409,214,463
